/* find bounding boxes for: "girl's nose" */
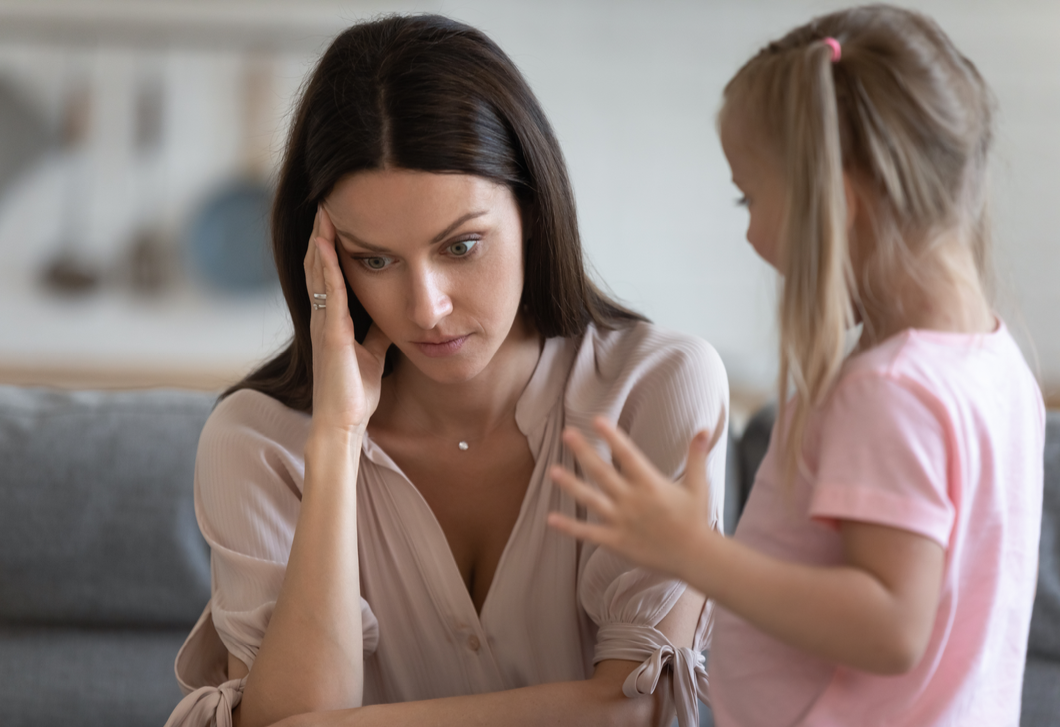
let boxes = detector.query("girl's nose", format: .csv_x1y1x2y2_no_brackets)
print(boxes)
407,266,453,330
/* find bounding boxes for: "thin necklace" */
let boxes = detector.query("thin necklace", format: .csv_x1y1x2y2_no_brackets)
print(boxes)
419,399,520,452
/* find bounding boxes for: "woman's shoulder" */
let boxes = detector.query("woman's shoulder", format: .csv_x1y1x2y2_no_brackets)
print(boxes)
199,388,312,467
564,322,728,470
572,320,728,394
195,389,311,523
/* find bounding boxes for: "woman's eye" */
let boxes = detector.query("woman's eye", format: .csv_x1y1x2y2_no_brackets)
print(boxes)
361,256,392,271
447,239,478,257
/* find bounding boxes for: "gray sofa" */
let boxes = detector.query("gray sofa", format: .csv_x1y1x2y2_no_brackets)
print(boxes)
0,385,1056,726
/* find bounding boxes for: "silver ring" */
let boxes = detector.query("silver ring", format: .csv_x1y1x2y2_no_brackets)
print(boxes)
312,302,326,310
313,293,327,301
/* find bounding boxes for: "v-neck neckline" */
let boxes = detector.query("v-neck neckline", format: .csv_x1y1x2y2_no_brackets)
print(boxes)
358,334,578,625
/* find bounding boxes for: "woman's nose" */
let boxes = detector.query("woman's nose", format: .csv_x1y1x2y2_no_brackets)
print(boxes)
407,266,453,330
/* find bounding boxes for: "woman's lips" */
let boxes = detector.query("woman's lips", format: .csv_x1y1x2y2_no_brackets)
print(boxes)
413,335,469,358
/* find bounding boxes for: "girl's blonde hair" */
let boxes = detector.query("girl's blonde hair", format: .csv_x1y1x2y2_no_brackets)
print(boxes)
721,4,995,481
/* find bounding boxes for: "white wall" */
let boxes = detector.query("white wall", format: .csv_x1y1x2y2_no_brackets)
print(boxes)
0,0,1056,395
426,0,1060,393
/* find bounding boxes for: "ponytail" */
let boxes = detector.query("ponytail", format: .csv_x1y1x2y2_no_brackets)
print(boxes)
776,39,854,483
723,5,995,484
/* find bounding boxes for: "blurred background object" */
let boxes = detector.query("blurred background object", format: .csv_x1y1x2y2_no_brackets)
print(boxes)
0,75,52,194
0,0,1055,415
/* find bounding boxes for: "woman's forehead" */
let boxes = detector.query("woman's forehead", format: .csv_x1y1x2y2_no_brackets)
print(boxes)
325,170,517,247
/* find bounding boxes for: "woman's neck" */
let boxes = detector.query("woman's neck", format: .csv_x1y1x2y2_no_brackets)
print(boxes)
858,228,995,348
375,315,543,441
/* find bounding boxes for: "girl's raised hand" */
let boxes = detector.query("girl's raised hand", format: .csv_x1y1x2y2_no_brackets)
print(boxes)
304,205,391,436
547,412,725,579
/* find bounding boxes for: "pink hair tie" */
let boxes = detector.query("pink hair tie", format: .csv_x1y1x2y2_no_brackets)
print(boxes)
823,36,842,62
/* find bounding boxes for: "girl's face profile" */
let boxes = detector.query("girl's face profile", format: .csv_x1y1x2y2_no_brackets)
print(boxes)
324,169,528,384
720,111,787,270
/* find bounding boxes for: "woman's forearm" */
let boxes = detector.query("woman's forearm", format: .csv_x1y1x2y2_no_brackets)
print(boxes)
274,660,672,727
238,428,365,727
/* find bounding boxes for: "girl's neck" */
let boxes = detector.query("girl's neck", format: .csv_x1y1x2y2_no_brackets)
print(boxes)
375,315,543,441
858,228,995,349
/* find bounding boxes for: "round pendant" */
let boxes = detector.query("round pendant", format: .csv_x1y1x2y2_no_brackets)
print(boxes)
458,441,469,451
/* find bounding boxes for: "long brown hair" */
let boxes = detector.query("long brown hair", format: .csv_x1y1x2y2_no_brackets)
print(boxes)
228,14,643,411
721,4,995,480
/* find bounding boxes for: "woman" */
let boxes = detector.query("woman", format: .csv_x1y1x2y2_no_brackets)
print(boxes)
166,14,728,727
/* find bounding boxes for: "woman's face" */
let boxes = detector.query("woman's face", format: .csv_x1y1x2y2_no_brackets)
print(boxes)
324,169,527,384
720,110,787,270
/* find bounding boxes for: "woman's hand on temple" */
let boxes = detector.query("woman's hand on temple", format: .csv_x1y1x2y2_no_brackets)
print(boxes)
304,205,391,436
547,412,725,581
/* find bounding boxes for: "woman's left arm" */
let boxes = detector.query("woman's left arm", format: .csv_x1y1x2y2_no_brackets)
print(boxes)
268,608,697,727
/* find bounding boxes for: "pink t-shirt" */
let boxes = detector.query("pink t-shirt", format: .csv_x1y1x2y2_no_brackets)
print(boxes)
709,321,1045,727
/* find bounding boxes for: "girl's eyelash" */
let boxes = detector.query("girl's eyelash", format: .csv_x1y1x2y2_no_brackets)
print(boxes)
735,195,749,207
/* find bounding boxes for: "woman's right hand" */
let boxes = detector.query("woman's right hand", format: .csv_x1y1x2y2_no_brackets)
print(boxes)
304,205,391,436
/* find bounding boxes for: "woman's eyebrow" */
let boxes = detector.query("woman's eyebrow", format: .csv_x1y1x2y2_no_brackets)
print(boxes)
334,210,489,252
430,210,488,243
334,231,389,253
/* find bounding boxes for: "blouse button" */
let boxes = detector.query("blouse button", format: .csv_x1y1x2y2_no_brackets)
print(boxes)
467,634,481,652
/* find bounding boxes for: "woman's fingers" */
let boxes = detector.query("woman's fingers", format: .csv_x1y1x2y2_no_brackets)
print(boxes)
305,207,325,306
361,322,392,361
549,465,617,521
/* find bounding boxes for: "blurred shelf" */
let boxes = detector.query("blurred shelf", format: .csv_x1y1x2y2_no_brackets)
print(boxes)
0,277,292,392
0,0,412,51
0,362,242,391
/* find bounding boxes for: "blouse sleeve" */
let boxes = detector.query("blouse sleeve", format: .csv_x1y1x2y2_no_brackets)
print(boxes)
166,390,379,726
571,324,728,727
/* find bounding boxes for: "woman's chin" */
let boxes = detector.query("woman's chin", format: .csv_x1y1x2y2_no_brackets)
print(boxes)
394,344,495,386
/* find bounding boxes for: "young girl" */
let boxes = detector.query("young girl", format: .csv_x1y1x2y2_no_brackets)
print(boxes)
549,5,1045,726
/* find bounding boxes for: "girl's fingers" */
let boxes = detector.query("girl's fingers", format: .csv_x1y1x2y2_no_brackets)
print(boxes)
561,427,628,499
591,417,663,487
684,408,727,495
706,407,727,452
546,512,616,549
683,430,712,497
550,465,617,520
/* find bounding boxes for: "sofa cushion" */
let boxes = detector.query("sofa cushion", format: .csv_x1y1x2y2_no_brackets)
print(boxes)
1027,410,1060,661
0,624,187,727
735,403,775,519
0,386,214,626
1020,654,1060,727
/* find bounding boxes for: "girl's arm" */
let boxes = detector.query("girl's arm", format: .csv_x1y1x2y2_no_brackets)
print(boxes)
549,418,944,676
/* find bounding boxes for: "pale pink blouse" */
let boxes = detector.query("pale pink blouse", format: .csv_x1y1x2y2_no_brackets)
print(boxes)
166,322,728,727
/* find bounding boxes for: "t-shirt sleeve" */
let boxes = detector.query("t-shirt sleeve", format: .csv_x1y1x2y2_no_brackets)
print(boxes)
810,373,954,548
574,327,727,725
